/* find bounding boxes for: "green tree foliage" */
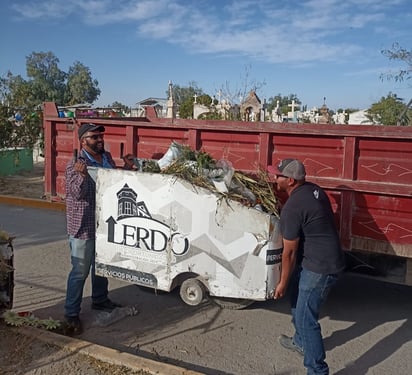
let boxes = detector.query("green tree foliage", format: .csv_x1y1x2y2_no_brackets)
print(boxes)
380,43,412,84
367,93,410,126
170,81,203,106
0,103,14,148
0,72,34,109
1,51,100,109
0,102,42,149
266,94,301,115
179,99,194,119
65,61,100,105
26,51,67,105
169,82,204,119
0,51,100,149
110,101,129,114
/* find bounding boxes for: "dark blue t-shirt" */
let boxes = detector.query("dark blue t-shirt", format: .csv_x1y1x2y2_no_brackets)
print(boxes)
280,182,346,274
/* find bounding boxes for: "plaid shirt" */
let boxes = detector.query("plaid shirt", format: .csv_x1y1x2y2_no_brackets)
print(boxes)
65,149,116,240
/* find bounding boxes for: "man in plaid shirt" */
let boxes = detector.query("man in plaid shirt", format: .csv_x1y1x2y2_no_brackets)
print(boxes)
64,123,135,335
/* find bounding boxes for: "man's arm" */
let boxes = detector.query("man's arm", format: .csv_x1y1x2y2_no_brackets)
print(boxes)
65,159,89,200
274,238,299,299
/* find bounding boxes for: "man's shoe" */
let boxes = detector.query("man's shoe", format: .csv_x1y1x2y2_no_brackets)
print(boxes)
64,316,83,336
91,299,122,312
278,334,304,356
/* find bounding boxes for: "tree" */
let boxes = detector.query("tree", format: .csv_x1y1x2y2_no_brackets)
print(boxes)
170,81,203,106
65,61,100,105
0,72,34,109
169,82,204,119
0,51,101,151
266,94,301,116
366,93,410,126
0,73,43,150
1,51,100,110
26,51,67,105
110,101,129,114
380,43,412,84
217,64,266,105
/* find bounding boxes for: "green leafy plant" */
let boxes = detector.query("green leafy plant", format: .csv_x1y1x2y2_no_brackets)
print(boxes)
0,105,42,150
2,311,61,330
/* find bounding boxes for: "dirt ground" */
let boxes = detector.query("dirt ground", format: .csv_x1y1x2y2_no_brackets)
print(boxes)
0,164,150,375
0,162,45,199
0,321,150,375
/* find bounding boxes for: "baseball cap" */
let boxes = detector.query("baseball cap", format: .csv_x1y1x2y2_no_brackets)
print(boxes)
268,159,306,180
78,123,105,140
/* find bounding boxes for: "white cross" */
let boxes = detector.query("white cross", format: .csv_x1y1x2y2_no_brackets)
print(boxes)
193,94,198,104
288,100,298,114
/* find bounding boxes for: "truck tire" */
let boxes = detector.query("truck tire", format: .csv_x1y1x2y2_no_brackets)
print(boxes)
212,297,254,310
179,278,206,306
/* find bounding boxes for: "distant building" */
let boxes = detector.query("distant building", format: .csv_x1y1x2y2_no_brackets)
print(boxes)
240,91,262,121
135,97,168,117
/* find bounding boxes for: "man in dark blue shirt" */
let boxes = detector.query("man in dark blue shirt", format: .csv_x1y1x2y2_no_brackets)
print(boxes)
269,159,345,375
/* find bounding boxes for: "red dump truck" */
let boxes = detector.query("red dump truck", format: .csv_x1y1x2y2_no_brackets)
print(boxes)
42,102,412,288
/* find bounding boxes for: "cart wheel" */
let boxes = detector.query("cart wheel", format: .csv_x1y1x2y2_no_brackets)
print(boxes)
212,297,254,310
179,278,206,306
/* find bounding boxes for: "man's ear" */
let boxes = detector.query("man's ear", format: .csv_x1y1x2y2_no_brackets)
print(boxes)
288,178,297,187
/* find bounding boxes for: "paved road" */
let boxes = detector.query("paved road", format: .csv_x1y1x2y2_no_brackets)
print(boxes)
0,203,66,249
1,203,412,374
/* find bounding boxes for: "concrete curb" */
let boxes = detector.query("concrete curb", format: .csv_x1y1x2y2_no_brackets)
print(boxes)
0,195,65,211
19,327,204,375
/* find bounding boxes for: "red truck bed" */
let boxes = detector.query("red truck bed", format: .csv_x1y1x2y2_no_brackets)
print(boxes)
42,102,412,284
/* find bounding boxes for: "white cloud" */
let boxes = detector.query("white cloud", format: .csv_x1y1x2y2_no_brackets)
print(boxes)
9,0,410,65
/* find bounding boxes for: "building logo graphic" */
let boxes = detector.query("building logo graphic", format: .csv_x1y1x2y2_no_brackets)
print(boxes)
105,183,190,256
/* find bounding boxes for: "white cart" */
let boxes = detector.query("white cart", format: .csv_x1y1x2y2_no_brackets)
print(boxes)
94,168,282,309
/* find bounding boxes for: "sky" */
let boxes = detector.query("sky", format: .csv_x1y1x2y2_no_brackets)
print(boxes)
1,0,411,111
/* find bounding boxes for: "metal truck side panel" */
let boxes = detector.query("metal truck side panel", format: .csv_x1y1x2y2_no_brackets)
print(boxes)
42,102,412,264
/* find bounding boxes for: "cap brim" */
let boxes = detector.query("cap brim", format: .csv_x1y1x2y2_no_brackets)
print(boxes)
90,125,105,133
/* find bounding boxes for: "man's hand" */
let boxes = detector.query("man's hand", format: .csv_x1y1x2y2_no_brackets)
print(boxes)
273,238,299,300
274,282,287,300
122,154,137,170
74,160,88,177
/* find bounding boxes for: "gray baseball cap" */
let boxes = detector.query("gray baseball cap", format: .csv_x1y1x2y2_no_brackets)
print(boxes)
268,158,306,180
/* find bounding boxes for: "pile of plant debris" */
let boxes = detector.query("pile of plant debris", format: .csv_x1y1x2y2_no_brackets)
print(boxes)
134,142,279,216
1,230,14,313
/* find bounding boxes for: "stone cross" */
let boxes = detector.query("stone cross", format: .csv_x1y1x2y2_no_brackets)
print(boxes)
288,100,298,114
193,94,198,104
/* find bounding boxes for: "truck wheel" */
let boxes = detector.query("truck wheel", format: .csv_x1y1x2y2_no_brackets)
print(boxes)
179,278,206,306
212,297,254,310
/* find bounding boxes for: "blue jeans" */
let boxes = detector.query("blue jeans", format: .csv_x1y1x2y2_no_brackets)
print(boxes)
290,267,339,375
64,236,108,317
